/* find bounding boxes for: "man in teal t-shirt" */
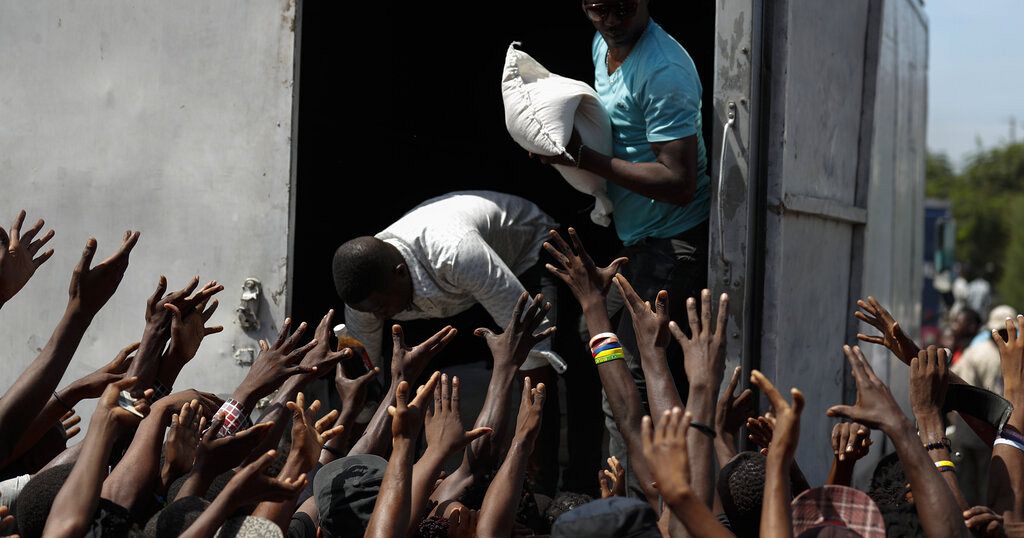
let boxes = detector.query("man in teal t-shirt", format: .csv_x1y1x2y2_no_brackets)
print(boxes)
550,0,711,493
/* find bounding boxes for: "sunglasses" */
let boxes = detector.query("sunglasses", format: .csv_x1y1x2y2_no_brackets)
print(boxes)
582,1,638,22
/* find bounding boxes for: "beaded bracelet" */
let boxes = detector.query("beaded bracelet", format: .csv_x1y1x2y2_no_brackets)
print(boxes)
923,438,951,451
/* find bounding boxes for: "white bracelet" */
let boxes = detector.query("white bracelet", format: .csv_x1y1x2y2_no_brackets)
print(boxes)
994,438,1024,453
589,332,618,348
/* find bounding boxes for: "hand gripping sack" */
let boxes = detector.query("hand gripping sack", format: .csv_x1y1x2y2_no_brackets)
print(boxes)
501,42,614,226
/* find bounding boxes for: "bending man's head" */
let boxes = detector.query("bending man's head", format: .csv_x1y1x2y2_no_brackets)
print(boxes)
332,236,412,319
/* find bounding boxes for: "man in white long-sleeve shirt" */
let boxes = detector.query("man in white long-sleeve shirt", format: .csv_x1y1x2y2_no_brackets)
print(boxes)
332,190,562,373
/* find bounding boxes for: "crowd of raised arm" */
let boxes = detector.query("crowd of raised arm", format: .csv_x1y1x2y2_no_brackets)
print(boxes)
0,212,1021,537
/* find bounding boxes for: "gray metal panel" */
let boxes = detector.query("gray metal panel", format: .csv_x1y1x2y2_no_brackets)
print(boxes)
778,0,869,204
0,2,298,423
711,0,760,394
856,1,927,486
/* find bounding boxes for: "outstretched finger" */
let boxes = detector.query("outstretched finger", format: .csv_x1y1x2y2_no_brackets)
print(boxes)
750,370,786,411
8,210,26,248
272,318,293,349
411,372,441,410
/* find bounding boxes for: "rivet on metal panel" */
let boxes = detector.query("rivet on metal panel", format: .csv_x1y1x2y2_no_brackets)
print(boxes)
237,278,262,331
234,347,256,366
741,47,749,55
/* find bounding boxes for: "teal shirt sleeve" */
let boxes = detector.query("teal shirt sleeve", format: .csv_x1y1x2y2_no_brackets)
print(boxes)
639,63,701,143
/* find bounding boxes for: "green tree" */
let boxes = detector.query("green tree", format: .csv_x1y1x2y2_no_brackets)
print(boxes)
927,143,1024,310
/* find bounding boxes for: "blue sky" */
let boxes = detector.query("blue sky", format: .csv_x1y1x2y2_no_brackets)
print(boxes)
927,0,1024,168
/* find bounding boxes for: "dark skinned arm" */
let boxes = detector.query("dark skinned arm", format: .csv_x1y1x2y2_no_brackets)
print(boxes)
642,408,733,538
349,325,456,457
180,450,306,538
552,134,700,207
427,292,553,506
751,371,804,538
252,392,343,532
825,422,871,487
321,363,380,464
910,346,968,510
828,345,970,538
665,288,730,510
989,315,1024,518
42,378,151,538
101,391,220,516
543,228,659,501
365,373,440,538
476,379,545,537
411,374,491,528
0,232,139,468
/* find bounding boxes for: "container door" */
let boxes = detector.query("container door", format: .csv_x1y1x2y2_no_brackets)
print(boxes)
0,2,300,422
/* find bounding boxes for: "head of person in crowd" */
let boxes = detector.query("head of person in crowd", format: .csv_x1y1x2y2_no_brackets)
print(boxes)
951,308,982,348
550,497,660,538
314,454,386,538
14,463,75,538
415,516,449,538
717,451,766,538
986,304,1018,342
582,0,650,49
867,452,922,536
332,237,412,320
144,496,211,538
544,491,594,529
791,485,886,538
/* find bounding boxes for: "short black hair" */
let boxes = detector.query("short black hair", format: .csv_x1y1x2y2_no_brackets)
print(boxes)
868,452,922,536
143,496,210,537
332,236,395,304
545,491,593,528
416,516,449,538
718,451,765,538
15,463,75,538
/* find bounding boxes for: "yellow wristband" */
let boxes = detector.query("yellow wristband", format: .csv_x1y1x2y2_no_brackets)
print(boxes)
934,460,955,470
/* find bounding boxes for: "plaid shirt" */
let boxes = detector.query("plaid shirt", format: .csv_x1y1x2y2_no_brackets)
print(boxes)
791,485,886,538
214,399,253,438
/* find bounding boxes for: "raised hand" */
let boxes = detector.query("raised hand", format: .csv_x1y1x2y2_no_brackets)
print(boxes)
55,411,81,444
614,275,671,352
67,231,141,317
910,346,950,423
855,296,920,364
389,372,441,440
162,400,204,487
194,416,273,476
96,376,153,428
994,314,1024,402
513,377,546,444
826,345,906,431
544,227,627,304
66,341,138,400
0,210,55,306
221,449,307,506
831,422,871,462
642,408,693,502
164,301,223,363
716,366,754,447
474,292,556,370
298,309,351,376
336,362,380,414
670,289,729,391
424,374,492,457
233,319,318,406
746,413,775,452
750,371,804,463
286,392,343,470
598,455,625,498
963,506,1005,537
390,324,457,382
